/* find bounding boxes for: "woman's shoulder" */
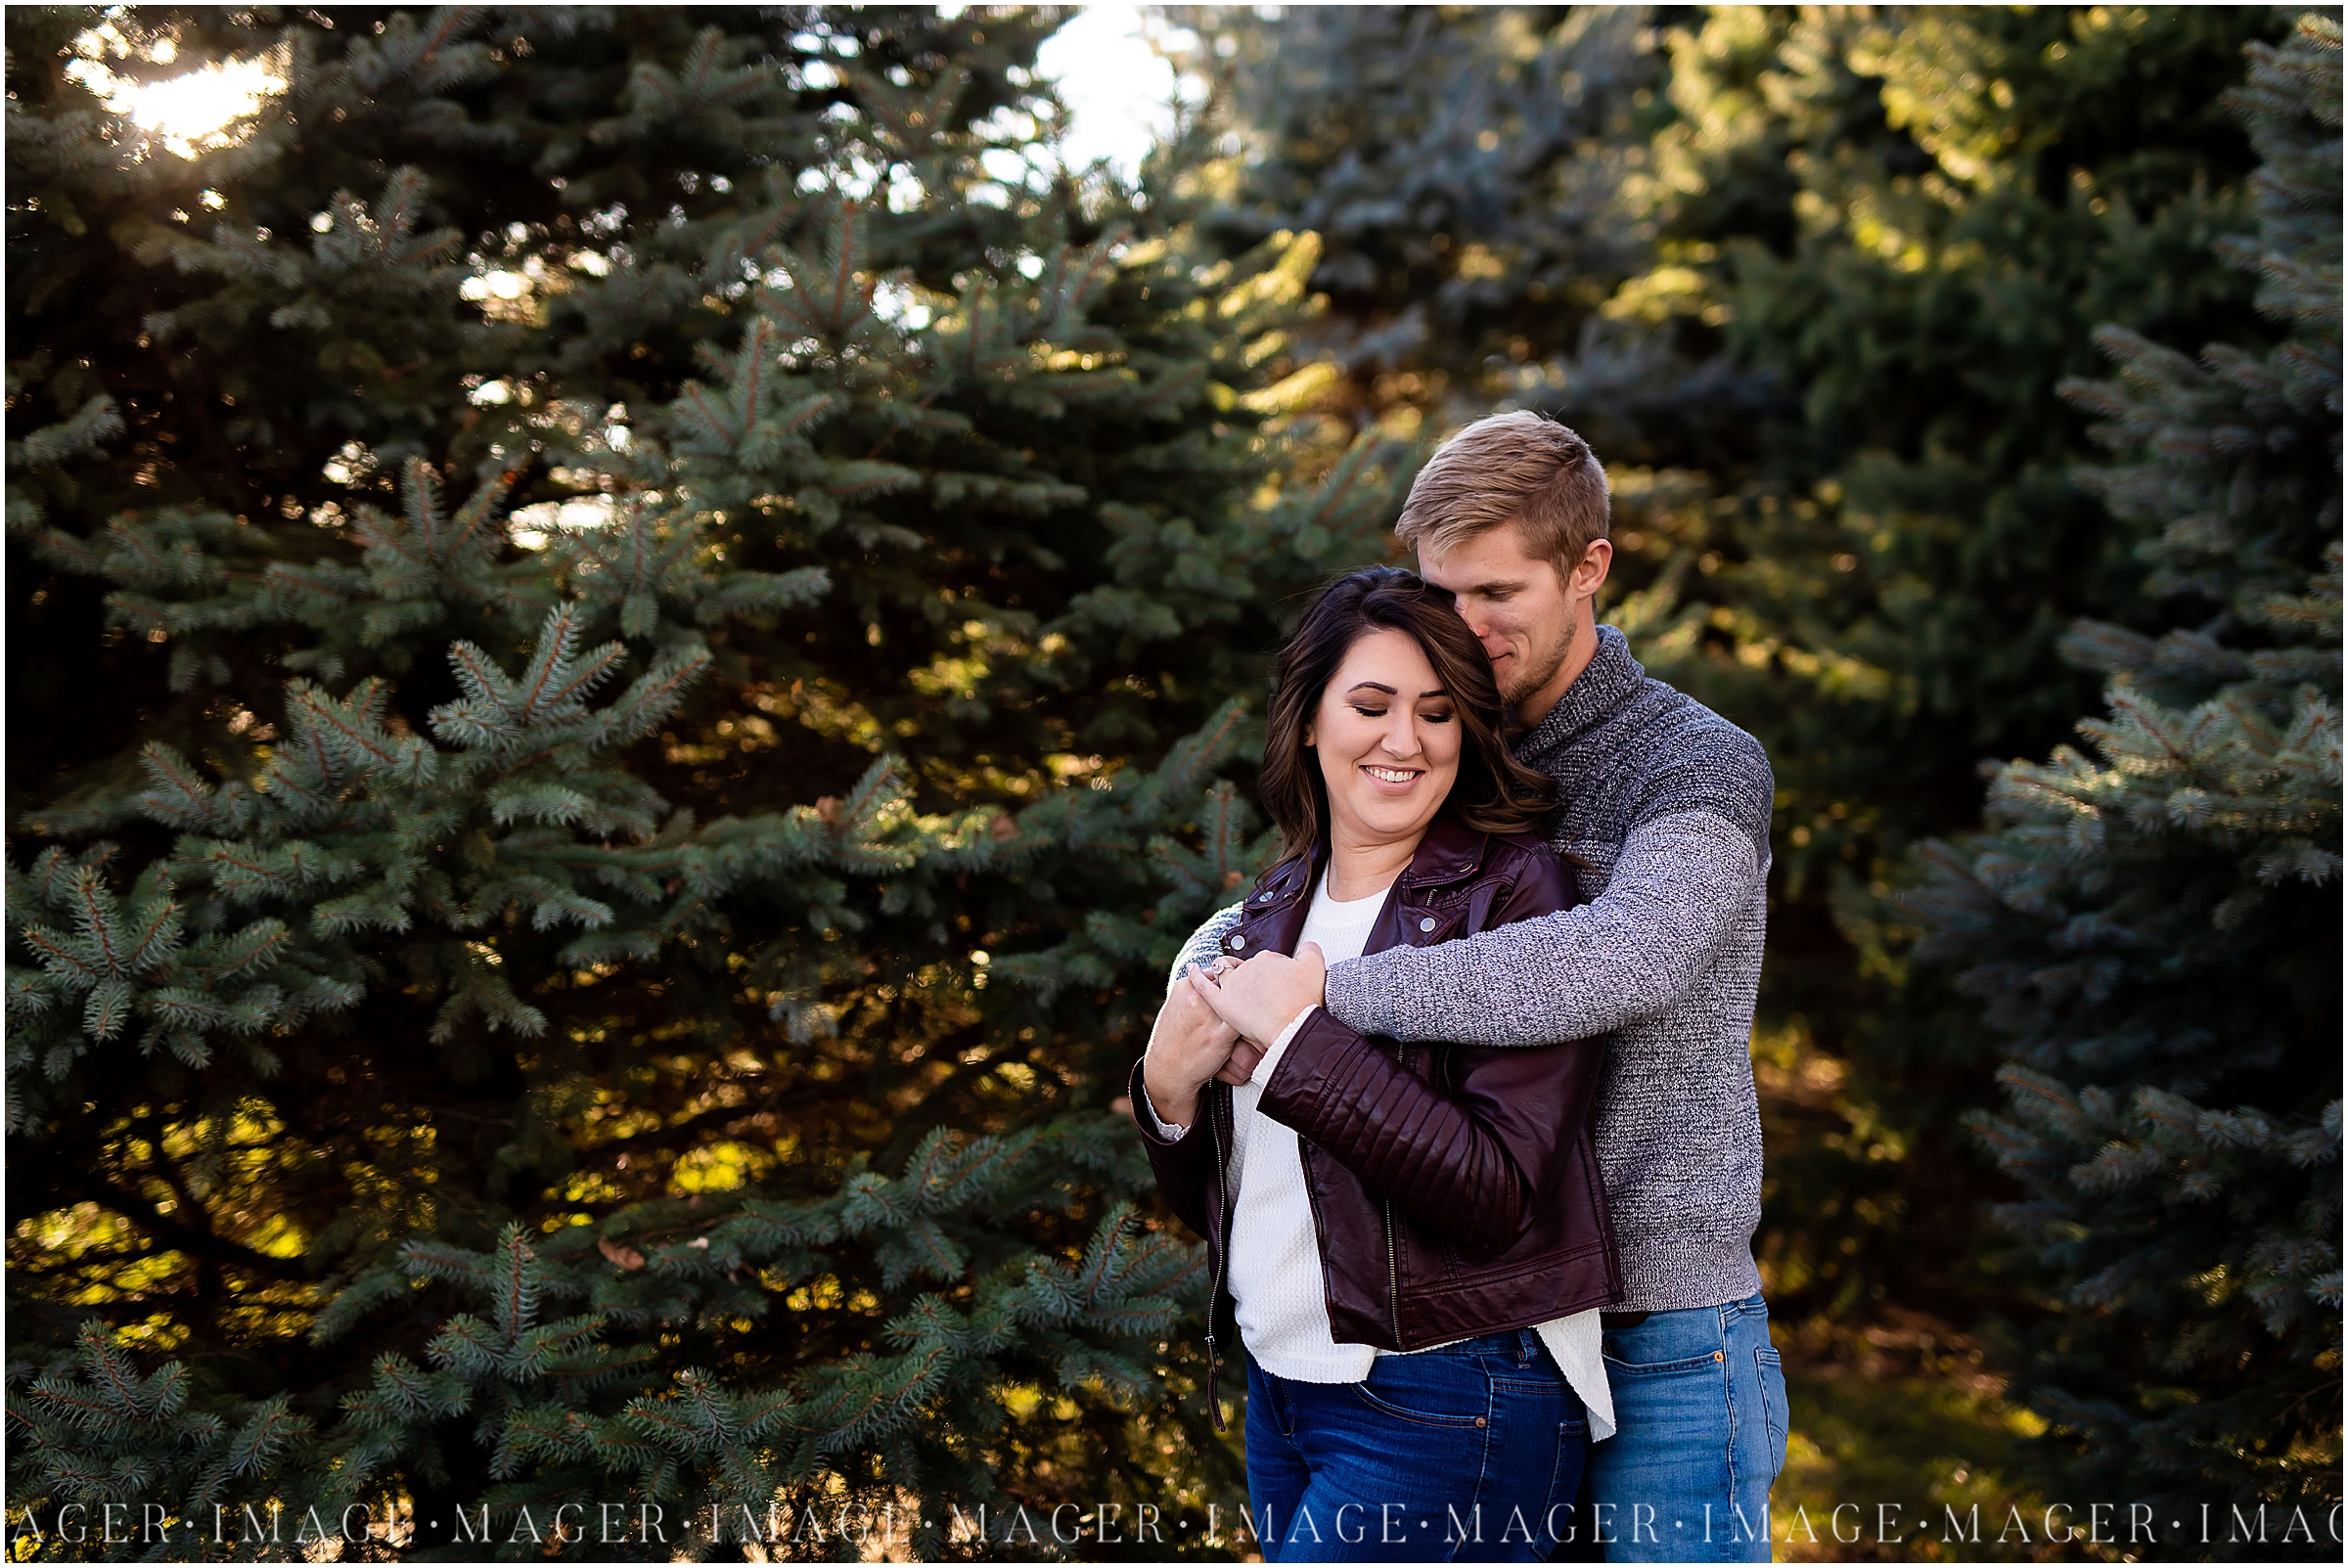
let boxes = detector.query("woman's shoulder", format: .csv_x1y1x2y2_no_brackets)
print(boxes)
1164,902,1244,995
1486,829,1564,873
1482,830,1584,915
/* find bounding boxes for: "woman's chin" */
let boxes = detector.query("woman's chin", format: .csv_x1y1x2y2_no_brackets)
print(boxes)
1332,796,1443,845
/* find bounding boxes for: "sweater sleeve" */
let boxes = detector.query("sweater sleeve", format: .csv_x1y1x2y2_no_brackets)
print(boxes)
1167,903,1243,995
1322,810,1763,1048
1138,1081,1192,1142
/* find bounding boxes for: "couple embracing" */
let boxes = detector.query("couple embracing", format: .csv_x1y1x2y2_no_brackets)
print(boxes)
1131,412,1785,1563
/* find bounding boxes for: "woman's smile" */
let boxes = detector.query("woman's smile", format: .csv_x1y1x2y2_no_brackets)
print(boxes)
1361,763,1425,790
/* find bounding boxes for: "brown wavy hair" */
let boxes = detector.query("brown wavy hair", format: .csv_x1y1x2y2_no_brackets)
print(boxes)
1261,565,1558,871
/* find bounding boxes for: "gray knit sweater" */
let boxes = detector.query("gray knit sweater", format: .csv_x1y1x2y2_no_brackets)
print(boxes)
1318,624,1773,1315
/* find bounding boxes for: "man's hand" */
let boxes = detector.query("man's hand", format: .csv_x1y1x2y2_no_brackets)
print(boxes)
1196,943,1329,1051
1141,965,1241,1130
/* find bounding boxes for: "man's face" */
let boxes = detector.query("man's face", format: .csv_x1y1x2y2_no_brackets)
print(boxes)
1418,519,1585,713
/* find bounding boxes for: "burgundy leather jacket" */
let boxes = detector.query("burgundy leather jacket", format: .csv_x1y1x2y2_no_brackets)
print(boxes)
1128,814,1619,1428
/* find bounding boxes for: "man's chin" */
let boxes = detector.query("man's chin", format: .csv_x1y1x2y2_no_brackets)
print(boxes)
1502,648,1573,711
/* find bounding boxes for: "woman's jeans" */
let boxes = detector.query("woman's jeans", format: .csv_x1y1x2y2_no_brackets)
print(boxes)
1244,1328,1587,1562
1564,1291,1788,1563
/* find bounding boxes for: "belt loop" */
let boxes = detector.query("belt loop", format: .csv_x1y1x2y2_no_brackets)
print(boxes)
1517,1327,1533,1366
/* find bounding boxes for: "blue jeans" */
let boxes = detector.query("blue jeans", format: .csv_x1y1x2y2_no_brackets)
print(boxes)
1563,1292,1787,1563
1244,1329,1587,1562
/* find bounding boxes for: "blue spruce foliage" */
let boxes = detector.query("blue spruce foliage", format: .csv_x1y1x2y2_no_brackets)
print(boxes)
1913,15,2340,1541
6,8,1417,1555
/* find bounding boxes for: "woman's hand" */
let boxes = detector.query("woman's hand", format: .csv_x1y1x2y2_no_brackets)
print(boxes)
1196,943,1329,1048
1193,957,1267,1084
1142,965,1242,1131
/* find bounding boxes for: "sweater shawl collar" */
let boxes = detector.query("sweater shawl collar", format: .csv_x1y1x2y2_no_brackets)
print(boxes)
1514,622,1643,761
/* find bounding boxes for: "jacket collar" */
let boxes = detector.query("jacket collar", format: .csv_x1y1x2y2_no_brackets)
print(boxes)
1241,813,1494,928
1395,812,1494,888
1514,622,1644,758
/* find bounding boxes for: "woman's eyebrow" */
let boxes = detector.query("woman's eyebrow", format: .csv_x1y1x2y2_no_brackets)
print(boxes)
1343,681,1450,699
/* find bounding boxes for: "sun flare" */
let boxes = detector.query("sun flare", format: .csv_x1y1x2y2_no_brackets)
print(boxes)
66,28,284,158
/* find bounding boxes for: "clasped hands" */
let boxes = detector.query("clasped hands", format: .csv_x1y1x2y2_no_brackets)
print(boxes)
1140,945,1330,1132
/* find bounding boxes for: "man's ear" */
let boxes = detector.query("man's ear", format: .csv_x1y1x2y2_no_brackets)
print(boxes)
1570,538,1613,603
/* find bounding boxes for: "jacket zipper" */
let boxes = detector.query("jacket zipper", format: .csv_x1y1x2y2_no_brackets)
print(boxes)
1384,1036,1406,1347
1204,1083,1234,1431
1383,1197,1402,1347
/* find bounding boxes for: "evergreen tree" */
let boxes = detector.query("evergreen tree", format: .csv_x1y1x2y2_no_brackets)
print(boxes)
1176,5,1666,441
1200,4,2303,1328
1912,14,2339,1543
7,6,1412,1555
1550,5,2304,1327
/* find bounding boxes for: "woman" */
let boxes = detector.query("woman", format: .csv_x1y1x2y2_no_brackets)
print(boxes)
1128,566,1619,1563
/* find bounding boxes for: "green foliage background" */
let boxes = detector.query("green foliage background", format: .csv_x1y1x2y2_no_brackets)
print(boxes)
1183,2,2340,1555
6,5,1413,1556
5,3,2340,1561
1188,0,2298,1327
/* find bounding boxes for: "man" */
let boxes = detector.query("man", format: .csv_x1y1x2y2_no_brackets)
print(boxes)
1206,411,1784,1563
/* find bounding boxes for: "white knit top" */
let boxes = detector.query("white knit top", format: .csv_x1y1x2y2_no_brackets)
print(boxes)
1146,871,1614,1439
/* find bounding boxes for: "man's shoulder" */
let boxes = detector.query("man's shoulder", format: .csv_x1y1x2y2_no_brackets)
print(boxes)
1597,675,1774,845
1631,677,1771,776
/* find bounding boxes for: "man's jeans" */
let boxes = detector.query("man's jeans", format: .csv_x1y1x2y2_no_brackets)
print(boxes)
1244,1329,1588,1562
1564,1291,1788,1563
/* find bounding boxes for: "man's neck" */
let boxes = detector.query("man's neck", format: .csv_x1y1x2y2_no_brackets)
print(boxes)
1513,608,1601,730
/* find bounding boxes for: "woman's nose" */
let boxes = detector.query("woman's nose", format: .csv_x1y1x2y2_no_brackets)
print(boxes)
1380,712,1421,757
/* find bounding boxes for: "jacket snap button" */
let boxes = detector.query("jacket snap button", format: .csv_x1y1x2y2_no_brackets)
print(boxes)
1228,934,1245,950
1473,1415,1487,1427
1419,917,1436,932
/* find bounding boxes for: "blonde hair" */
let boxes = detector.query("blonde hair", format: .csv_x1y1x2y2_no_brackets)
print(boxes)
1394,410,1609,572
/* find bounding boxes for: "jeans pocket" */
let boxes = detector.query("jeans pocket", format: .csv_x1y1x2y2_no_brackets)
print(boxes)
1353,1357,1491,1430
1755,1346,1788,1482
1601,1347,1728,1377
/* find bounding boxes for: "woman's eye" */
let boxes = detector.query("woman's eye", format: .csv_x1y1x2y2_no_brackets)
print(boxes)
1423,711,1454,724
1349,705,1387,719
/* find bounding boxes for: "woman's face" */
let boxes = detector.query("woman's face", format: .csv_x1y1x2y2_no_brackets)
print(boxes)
1306,626,1462,849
